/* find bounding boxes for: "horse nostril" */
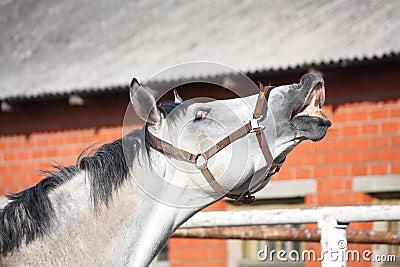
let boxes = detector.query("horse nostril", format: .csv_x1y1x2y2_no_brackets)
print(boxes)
300,74,310,84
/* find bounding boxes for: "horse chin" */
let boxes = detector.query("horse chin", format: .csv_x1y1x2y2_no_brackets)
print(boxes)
291,115,331,141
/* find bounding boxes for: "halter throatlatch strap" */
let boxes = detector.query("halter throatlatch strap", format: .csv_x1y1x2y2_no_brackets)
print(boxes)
147,83,283,204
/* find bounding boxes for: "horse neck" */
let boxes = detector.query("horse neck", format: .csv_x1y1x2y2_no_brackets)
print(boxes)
50,169,206,266
3,167,207,267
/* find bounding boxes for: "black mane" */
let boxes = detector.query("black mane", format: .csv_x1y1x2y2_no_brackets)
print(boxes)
0,131,143,256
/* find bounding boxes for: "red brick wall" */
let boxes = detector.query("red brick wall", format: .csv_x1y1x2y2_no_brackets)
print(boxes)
1,60,399,266
0,93,130,194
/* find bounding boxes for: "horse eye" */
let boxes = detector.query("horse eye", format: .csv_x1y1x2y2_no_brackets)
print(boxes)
194,110,208,121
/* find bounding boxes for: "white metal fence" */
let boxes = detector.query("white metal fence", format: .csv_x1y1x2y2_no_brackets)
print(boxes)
179,205,400,267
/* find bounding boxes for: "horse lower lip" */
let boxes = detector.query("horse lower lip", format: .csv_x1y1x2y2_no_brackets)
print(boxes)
292,115,332,128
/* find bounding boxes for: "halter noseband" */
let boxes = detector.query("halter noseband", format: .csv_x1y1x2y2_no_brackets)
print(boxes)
147,84,284,204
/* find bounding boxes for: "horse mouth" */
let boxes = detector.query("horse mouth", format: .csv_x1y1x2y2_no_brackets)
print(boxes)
294,82,328,120
291,81,332,137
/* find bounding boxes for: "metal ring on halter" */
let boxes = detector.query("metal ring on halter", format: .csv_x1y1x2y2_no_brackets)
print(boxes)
195,154,208,170
250,116,265,133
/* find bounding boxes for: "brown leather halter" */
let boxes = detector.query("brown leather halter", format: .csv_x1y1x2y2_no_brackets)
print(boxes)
147,84,284,204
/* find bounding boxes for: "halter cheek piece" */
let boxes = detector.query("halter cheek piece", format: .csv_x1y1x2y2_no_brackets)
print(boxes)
147,84,285,204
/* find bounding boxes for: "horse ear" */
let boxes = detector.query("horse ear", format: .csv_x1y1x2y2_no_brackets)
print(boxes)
130,78,161,125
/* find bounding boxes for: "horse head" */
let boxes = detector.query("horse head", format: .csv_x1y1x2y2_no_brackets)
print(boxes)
129,73,331,206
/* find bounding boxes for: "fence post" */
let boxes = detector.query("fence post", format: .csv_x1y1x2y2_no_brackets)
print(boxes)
318,216,348,267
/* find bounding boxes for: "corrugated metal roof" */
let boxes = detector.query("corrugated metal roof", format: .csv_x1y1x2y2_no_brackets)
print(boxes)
0,0,399,100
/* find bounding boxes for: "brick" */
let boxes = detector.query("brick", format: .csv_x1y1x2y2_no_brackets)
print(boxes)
36,138,49,146
169,238,187,247
317,181,326,190
286,155,306,166
4,153,15,161
370,164,387,175
351,165,368,176
354,192,372,204
65,134,79,144
0,141,6,149
360,151,379,162
371,109,387,119
332,112,348,123
314,167,329,178
39,163,50,170
370,136,389,148
170,248,209,260
342,125,359,136
350,110,368,121
344,179,352,190
295,168,312,178
330,139,350,151
2,175,14,185
275,169,294,180
351,138,369,150
348,222,372,231
46,149,58,158
389,106,400,118
392,162,400,173
9,164,22,172
325,179,344,190
342,152,361,163
331,166,348,177
381,122,399,133
304,155,321,165
361,123,378,134
323,153,340,164
379,149,399,161
32,150,44,158
392,135,400,146
334,193,353,203
317,193,334,204
17,152,29,161
293,142,311,154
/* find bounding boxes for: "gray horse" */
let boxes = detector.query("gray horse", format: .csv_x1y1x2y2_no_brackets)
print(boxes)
0,73,330,266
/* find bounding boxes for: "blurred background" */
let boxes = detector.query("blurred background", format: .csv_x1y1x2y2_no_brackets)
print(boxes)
0,0,399,266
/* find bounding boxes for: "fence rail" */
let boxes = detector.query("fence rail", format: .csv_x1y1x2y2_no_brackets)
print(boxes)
181,205,400,228
178,205,400,267
173,226,400,244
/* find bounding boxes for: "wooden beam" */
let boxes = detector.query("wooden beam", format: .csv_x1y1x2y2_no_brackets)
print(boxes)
173,226,400,245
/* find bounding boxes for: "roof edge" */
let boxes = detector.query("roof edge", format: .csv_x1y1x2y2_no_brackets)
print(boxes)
2,52,399,103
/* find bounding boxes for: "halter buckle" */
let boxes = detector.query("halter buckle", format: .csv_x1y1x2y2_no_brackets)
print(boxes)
250,116,265,133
